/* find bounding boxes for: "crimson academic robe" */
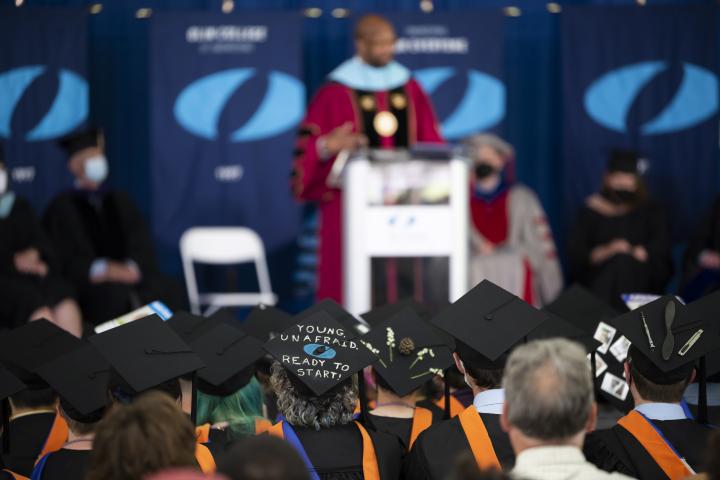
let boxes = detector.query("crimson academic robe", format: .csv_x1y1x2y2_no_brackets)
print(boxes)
292,77,443,303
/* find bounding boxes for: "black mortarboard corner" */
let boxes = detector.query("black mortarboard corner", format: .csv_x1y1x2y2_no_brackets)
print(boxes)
89,315,205,397
242,304,294,342
57,128,102,157
544,284,622,335
432,280,548,370
528,313,601,354
264,310,377,398
606,149,643,174
360,307,453,397
609,293,720,423
361,299,430,326
0,319,83,389
0,366,26,453
295,299,369,335
35,343,110,424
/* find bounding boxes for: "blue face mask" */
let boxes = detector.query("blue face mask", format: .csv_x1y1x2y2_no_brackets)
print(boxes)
84,155,109,184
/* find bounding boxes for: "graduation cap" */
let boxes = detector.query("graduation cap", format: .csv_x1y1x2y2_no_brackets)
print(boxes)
35,343,110,424
57,128,103,157
0,319,83,387
360,307,453,397
190,323,266,397
89,315,205,394
360,299,430,327
0,367,25,402
543,284,622,336
295,299,369,336
431,280,549,369
528,313,601,353
242,304,294,342
166,310,218,345
264,310,376,396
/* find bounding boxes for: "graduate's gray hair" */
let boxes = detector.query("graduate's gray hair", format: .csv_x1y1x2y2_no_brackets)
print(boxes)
463,133,515,160
270,362,357,431
503,338,594,441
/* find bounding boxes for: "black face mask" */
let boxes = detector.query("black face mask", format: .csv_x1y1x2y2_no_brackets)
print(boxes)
603,188,637,205
475,163,496,179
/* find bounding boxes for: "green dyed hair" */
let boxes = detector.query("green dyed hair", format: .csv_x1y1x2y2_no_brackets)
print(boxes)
196,377,265,439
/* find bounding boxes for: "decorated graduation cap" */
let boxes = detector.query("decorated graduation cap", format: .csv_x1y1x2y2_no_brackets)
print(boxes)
35,343,110,424
543,284,622,336
242,304,294,342
360,307,453,397
264,310,376,396
57,128,103,157
431,280,549,369
189,322,265,397
0,319,83,388
295,299,369,335
89,315,204,395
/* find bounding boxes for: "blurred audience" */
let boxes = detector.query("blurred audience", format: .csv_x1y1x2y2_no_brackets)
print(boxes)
466,134,562,307
568,149,672,309
682,196,720,301
217,436,309,480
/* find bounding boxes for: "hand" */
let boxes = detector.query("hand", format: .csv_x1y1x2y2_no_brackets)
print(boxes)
590,239,632,265
609,239,632,255
632,245,649,263
699,249,720,270
320,122,367,157
103,261,141,285
14,248,48,277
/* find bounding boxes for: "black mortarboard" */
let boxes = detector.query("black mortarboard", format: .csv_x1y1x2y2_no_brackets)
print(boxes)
295,299,369,335
528,313,601,353
431,280,549,369
360,307,453,397
57,128,102,157
0,320,83,388
35,344,109,423
166,311,218,345
0,367,25,401
264,310,376,396
609,295,718,385
242,304,294,342
89,315,205,394
607,149,642,174
191,323,265,396
361,299,430,326
544,284,622,336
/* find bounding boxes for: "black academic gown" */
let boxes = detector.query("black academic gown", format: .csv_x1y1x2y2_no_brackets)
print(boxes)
33,448,91,480
567,201,672,310
0,195,74,328
365,404,444,451
403,413,514,480
290,423,403,480
681,196,720,299
0,412,56,477
43,189,185,324
584,419,713,479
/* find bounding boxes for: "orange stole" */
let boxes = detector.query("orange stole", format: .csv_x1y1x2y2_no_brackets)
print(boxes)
255,417,273,434
434,395,464,418
618,411,693,479
3,469,29,480
195,423,211,444
457,406,501,471
409,407,433,448
268,421,380,480
34,412,69,465
195,443,216,473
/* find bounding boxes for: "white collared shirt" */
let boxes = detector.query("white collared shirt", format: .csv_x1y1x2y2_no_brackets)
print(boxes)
511,445,634,480
473,388,504,415
634,402,687,421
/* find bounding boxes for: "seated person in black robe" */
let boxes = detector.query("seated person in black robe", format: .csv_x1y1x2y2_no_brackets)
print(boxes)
358,306,449,451
405,281,546,478
568,150,672,310
31,343,110,480
263,307,405,480
43,128,185,325
681,196,720,302
584,295,716,479
0,145,82,336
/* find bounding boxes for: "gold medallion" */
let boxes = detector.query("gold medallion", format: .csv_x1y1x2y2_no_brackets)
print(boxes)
373,111,398,137
359,95,375,111
390,93,407,110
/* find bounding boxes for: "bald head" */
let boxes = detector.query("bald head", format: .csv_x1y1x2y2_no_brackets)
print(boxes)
354,14,396,67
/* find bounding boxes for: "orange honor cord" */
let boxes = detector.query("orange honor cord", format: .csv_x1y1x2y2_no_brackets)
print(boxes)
457,406,501,471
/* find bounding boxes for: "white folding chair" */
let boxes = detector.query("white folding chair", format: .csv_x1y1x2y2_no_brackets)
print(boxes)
180,227,277,316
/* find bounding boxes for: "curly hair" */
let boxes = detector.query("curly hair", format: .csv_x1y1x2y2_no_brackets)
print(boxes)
270,362,357,431
85,391,198,480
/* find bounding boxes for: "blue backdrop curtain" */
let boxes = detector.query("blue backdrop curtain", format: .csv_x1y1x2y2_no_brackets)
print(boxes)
1,0,717,310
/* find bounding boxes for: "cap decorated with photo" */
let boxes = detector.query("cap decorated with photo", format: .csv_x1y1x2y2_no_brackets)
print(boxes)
264,310,377,396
